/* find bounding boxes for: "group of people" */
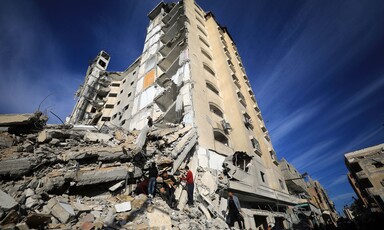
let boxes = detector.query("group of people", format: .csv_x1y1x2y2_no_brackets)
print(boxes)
146,163,195,210
144,163,248,229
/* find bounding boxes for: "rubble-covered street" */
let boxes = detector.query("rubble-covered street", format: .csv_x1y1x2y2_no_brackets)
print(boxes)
0,112,230,229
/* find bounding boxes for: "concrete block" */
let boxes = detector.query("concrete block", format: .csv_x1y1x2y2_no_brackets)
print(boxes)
75,167,128,186
198,203,211,220
47,199,75,224
114,202,132,212
25,197,38,209
83,132,112,143
200,171,217,195
0,189,18,210
0,158,34,177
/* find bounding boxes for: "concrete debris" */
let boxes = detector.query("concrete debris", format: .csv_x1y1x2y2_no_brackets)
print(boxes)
0,115,231,229
0,190,18,211
115,201,132,212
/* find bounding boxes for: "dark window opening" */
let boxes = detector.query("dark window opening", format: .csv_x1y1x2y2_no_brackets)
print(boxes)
199,36,210,47
105,104,114,109
120,90,124,94
197,26,207,37
111,83,120,87
121,120,126,125
214,130,229,146
123,105,129,111
98,59,106,68
203,64,215,76
90,107,96,113
260,171,266,183
101,117,110,121
209,104,223,118
206,82,219,95
117,101,121,105
130,81,134,85
109,93,117,97
128,92,132,97
201,49,212,60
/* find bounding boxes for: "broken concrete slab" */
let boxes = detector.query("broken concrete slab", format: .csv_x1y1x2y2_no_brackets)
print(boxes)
109,181,125,192
83,132,112,143
0,189,18,210
75,167,128,186
0,209,19,226
0,157,36,177
47,199,75,224
200,171,217,195
114,202,132,212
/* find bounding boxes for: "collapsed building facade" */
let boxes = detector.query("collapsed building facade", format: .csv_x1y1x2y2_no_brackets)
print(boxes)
344,143,384,214
0,0,340,229
67,0,305,228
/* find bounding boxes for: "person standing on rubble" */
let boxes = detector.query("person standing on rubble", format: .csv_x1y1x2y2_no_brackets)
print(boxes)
226,191,244,229
161,170,178,210
181,166,194,206
147,162,158,198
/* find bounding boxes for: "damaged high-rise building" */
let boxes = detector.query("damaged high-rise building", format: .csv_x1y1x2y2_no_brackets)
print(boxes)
66,0,338,228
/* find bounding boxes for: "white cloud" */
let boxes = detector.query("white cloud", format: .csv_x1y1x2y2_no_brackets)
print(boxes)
331,192,355,201
328,175,347,188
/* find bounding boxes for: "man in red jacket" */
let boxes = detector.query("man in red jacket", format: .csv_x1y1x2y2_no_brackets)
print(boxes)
181,166,194,206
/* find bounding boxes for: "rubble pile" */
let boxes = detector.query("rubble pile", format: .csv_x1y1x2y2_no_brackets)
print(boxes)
0,114,230,229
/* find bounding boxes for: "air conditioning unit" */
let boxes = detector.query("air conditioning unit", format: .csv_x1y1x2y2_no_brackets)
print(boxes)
221,120,232,131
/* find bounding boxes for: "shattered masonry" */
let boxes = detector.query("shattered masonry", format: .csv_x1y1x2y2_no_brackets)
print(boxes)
0,0,339,229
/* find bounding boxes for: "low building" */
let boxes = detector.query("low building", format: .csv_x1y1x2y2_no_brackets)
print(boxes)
344,143,384,213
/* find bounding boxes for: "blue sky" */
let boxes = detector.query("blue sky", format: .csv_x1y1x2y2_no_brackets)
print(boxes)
1,0,383,214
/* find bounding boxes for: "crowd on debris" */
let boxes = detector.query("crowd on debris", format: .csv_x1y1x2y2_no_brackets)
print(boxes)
0,112,232,229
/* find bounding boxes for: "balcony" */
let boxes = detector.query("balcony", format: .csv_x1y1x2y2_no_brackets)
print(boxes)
160,22,186,44
237,90,247,108
159,30,186,57
264,132,271,142
254,104,260,113
161,14,187,34
260,124,267,133
228,60,236,73
224,48,231,59
257,112,263,121
162,4,182,24
158,39,186,72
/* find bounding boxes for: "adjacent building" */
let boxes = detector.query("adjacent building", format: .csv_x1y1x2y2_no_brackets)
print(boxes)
68,0,338,228
344,143,384,213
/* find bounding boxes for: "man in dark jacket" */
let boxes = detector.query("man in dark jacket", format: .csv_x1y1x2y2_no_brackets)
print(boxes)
162,170,178,210
147,162,158,198
226,191,244,229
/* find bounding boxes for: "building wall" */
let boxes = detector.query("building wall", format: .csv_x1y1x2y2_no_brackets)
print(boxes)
345,143,384,213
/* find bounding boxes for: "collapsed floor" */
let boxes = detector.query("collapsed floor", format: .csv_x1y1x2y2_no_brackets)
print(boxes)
0,113,230,229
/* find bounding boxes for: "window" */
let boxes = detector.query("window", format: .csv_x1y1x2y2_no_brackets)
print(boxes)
123,105,129,111
108,93,117,97
112,114,117,120
203,64,215,76
373,160,384,168
111,83,120,87
197,26,207,37
123,79,126,84
117,101,121,105
214,130,229,146
98,59,106,68
130,81,134,86
128,92,132,97
121,120,126,125
209,103,223,118
132,71,136,75
206,81,219,95
201,49,212,60
243,112,253,129
101,117,110,121
195,9,204,19
196,16,205,26
260,171,265,183
251,138,261,154
279,179,285,190
199,36,210,48
120,89,124,94
105,104,114,109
